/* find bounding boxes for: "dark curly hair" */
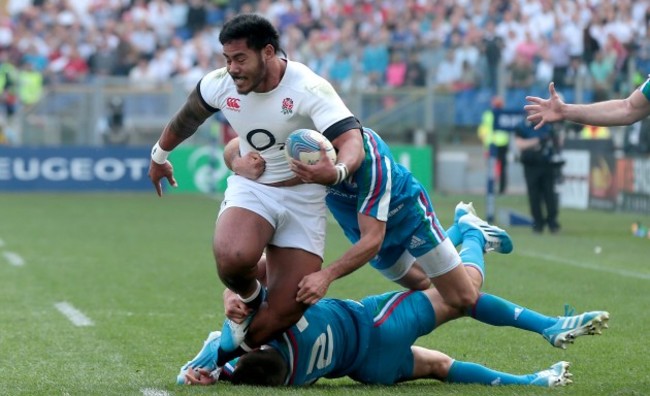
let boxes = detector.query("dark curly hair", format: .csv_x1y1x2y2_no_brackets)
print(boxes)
219,14,281,54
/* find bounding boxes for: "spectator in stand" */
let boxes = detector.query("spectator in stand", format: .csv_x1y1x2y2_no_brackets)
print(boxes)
328,51,354,92
113,28,140,76
480,20,503,93
0,48,17,118
170,0,190,39
604,33,630,94
561,12,585,60
20,42,48,74
563,56,588,90
435,48,461,92
501,28,522,71
361,30,390,85
582,21,601,65
507,52,535,90
589,49,616,102
129,20,157,58
529,0,556,39
185,0,207,38
634,28,650,75
404,51,426,87
455,33,480,71
535,46,554,90
454,59,480,92
147,0,175,46
0,17,13,48
548,30,571,90
385,51,407,88
515,30,539,65
128,54,156,89
60,46,89,84
87,37,118,77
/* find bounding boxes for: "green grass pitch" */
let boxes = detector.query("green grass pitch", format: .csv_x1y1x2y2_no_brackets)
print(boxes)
0,192,648,395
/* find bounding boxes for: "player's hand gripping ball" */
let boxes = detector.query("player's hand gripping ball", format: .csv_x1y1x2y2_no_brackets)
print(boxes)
284,129,337,165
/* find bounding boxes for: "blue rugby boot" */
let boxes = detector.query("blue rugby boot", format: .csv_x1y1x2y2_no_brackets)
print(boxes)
530,361,573,387
458,212,513,254
454,201,477,224
219,315,253,353
176,331,221,385
542,306,610,349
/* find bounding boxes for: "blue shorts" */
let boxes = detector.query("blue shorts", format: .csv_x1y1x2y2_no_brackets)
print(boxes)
348,290,436,385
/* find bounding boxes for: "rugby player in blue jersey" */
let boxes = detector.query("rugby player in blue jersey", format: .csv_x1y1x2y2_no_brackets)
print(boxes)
183,287,573,388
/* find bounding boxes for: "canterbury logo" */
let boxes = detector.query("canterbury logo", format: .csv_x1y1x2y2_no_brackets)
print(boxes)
226,97,240,109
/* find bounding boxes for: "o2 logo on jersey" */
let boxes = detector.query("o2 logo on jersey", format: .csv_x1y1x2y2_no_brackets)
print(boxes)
246,129,277,151
306,325,334,375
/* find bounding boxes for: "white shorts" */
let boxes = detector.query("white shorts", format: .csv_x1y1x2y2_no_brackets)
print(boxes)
218,175,328,258
377,238,461,281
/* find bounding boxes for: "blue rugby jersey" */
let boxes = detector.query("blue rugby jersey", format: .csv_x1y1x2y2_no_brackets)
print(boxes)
268,298,371,385
221,291,436,386
326,128,447,266
326,128,421,239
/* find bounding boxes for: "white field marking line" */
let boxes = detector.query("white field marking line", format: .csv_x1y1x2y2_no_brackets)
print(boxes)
520,251,650,280
3,251,24,266
54,302,94,327
0,238,5,247
141,388,171,396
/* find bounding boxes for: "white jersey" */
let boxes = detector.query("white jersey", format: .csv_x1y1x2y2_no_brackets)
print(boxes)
199,60,354,184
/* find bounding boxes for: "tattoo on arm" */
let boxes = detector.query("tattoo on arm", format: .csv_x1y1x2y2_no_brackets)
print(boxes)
166,90,216,139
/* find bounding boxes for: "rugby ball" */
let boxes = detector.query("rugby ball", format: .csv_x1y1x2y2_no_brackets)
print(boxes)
284,129,337,165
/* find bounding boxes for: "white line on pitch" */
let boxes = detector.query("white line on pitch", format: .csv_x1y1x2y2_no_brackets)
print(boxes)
54,302,94,327
141,388,170,396
0,238,5,247
520,251,650,280
3,251,24,266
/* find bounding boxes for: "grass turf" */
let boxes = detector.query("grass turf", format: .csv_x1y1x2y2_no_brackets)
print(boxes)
0,192,648,395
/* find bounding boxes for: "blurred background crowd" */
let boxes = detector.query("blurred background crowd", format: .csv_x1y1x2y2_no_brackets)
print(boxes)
0,0,649,145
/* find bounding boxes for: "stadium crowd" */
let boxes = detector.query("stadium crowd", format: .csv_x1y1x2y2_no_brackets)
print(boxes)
0,0,649,116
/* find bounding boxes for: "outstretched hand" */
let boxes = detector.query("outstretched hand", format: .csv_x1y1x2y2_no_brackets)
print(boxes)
524,82,565,130
148,161,177,197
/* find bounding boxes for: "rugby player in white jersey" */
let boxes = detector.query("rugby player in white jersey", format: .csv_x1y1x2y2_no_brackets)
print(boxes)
147,13,364,366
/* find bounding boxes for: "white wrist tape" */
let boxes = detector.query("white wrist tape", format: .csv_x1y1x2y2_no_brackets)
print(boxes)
333,163,349,184
151,141,170,164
